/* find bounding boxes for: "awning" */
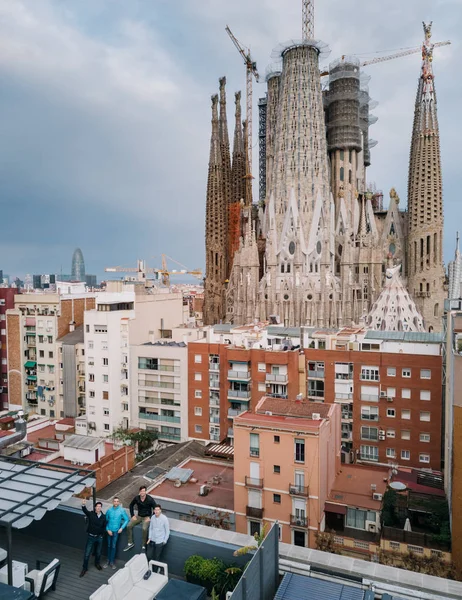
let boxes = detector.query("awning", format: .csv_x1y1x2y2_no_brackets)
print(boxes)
26,375,37,381
24,361,36,368
205,443,234,458
325,502,347,515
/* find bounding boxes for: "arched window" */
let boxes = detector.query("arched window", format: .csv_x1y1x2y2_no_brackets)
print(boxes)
434,303,439,318
340,167,344,182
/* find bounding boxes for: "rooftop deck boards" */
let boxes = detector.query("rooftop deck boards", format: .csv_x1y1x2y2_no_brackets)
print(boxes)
0,531,126,600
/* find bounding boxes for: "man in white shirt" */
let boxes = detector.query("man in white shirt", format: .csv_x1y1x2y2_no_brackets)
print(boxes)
146,504,169,572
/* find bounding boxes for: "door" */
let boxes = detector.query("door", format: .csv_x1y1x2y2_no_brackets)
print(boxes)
294,470,305,491
248,490,262,509
293,530,306,547
250,462,260,480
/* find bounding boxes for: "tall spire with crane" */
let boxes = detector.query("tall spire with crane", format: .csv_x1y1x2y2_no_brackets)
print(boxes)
407,22,446,331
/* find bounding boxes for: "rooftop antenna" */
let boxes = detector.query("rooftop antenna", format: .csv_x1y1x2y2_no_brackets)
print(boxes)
302,0,314,41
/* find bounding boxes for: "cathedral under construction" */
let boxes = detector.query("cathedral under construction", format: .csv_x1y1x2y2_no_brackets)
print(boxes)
203,2,447,333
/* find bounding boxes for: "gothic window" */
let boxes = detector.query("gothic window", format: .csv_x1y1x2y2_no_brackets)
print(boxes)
389,243,396,256
340,150,344,160
434,304,439,318
390,222,395,235
340,167,344,181
287,263,291,274
289,241,295,255
348,170,352,184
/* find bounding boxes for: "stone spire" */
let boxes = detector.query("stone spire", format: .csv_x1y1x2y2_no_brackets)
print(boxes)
219,77,231,276
448,232,462,300
229,91,245,270
204,93,227,325
407,22,446,331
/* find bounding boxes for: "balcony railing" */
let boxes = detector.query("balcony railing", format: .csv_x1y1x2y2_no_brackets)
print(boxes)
267,393,288,399
209,379,220,389
341,413,353,420
290,515,308,528
228,389,251,400
308,391,324,399
381,526,450,552
360,394,379,402
209,399,220,407
245,476,263,488
249,447,260,457
209,416,220,424
289,484,309,497
246,506,264,519
209,363,220,371
265,373,288,383
335,393,353,400
138,412,180,424
228,408,244,418
308,370,325,379
227,428,234,438
227,370,250,381
159,432,181,442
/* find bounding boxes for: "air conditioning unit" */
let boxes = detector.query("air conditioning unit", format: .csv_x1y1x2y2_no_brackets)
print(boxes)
312,413,321,420
379,433,386,441
387,397,394,402
366,521,377,533
380,391,386,397
265,411,273,415
373,493,383,501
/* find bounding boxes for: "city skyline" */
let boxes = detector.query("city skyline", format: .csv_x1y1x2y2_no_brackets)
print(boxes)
0,0,459,278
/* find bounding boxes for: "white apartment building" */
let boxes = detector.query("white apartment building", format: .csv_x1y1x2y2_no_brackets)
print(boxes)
57,325,86,418
130,341,188,443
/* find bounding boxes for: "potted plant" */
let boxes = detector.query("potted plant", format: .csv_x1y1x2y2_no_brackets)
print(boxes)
184,555,225,594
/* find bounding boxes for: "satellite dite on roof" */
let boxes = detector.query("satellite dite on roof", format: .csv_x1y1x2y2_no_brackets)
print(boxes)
389,481,407,491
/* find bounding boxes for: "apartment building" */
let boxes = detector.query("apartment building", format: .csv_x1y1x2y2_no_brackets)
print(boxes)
57,325,86,418
130,340,188,443
6,293,95,417
233,397,341,547
84,288,185,437
0,288,16,409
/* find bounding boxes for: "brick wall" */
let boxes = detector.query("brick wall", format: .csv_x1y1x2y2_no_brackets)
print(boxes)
92,445,135,491
6,313,21,407
58,297,95,339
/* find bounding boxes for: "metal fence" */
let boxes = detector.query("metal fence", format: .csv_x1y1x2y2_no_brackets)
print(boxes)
230,522,279,600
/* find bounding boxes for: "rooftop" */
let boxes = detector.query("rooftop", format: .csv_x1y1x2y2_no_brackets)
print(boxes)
62,434,103,451
256,397,332,419
57,325,84,345
328,464,389,511
152,458,234,512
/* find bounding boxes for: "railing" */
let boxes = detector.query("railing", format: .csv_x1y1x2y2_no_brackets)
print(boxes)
209,379,220,389
335,393,353,400
227,428,234,438
360,394,379,402
209,416,220,424
290,515,308,527
246,506,264,519
210,435,220,442
26,339,36,347
308,391,324,398
138,412,180,424
265,373,288,383
227,370,250,380
228,408,244,417
343,527,380,544
159,432,181,442
341,413,353,420
289,484,308,496
228,389,251,399
209,362,220,371
138,380,180,390
245,476,263,488
308,370,325,379
209,399,220,407
361,414,379,421
382,526,451,552
139,364,178,373
341,432,353,441
249,447,260,457
267,393,288,399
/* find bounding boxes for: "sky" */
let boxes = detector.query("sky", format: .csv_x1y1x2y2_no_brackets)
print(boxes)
0,0,460,280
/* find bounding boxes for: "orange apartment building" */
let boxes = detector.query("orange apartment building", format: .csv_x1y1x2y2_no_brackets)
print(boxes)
233,396,341,547
188,325,443,471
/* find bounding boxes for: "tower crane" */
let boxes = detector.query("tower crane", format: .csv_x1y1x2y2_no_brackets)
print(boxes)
225,26,259,206
319,40,451,77
105,256,202,287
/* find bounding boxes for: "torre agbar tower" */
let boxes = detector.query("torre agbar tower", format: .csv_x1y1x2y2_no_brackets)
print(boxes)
407,22,446,331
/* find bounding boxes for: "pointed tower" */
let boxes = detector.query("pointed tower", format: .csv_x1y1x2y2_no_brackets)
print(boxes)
219,77,231,275
448,233,462,300
407,22,446,331
229,91,245,270
204,94,227,325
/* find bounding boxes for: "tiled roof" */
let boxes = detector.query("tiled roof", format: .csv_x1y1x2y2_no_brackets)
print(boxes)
256,397,331,419
364,330,444,343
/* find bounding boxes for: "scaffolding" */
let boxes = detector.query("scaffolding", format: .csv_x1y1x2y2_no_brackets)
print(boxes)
258,96,267,202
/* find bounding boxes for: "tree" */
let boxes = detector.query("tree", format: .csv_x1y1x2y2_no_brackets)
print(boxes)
315,531,340,554
233,523,268,557
189,508,231,530
111,427,158,455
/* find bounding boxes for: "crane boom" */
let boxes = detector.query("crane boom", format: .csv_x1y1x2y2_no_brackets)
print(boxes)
225,25,259,205
302,0,315,41
105,257,202,287
361,40,450,67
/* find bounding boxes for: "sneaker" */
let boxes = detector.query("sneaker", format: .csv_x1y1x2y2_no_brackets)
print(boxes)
141,545,146,551
111,563,117,570
103,562,109,569
95,564,102,571
79,570,87,578
123,543,134,552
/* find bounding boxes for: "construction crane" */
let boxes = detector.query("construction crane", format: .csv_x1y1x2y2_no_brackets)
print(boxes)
320,40,451,77
225,25,259,205
105,256,202,287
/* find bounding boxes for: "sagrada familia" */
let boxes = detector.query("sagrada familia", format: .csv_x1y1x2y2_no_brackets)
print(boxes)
203,10,446,332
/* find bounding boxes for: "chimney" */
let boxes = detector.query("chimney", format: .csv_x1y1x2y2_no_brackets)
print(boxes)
69,320,75,332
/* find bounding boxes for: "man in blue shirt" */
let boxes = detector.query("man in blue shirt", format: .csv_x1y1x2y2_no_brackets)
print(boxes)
104,497,129,569
146,504,169,572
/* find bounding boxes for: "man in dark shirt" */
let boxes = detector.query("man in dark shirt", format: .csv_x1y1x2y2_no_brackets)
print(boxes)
123,485,157,551
80,498,106,577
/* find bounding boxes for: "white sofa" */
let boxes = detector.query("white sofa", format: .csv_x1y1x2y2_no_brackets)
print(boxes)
89,554,168,600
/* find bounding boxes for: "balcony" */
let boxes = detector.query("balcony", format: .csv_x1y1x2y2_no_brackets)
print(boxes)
228,408,245,418
341,432,353,442
265,373,288,383
308,391,324,400
245,476,263,488
159,431,181,442
335,393,353,401
209,362,220,371
341,412,353,421
290,515,308,528
308,369,325,379
227,370,250,381
227,428,234,438
360,394,379,402
249,447,260,457
209,416,220,424
289,484,309,497
246,506,264,519
209,379,220,390
227,389,251,400
267,393,288,399
138,412,180,424
209,398,220,407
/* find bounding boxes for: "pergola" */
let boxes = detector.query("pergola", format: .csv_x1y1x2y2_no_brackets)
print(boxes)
0,455,95,585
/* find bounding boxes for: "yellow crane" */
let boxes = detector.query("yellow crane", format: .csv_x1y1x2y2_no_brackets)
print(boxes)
225,25,259,205
105,256,202,287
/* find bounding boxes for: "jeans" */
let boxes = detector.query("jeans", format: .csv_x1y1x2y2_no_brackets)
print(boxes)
146,542,165,572
107,531,119,565
127,516,150,546
83,534,103,570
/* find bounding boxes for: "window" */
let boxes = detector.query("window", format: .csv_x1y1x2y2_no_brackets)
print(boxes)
402,368,411,378
38,336,44,343
38,365,45,373
48,351,53,359
94,325,108,334
250,433,260,457
295,439,305,463
420,411,431,422
194,390,202,398
360,445,378,461
274,465,281,474
194,407,202,416
420,390,431,401
387,408,396,418
274,435,280,443
138,357,159,370
39,351,44,358
103,408,109,416
86,325,90,333
401,450,410,460
346,508,376,530
386,448,396,458
102,358,109,366
104,424,110,431
387,367,396,377
401,409,411,420
89,374,95,382
420,433,430,443
258,383,266,392
361,426,378,441
258,363,266,372
194,373,202,381
122,403,128,411
194,355,202,363
361,406,379,421
89,391,95,398
387,387,396,398
273,494,281,503
249,521,261,537
420,369,431,379
402,389,411,399
308,379,324,399
387,429,395,438
103,375,108,383
195,424,202,433
47,336,53,344
401,430,410,440
103,391,109,400
419,454,430,463
88,341,94,350
48,365,54,374
360,366,379,381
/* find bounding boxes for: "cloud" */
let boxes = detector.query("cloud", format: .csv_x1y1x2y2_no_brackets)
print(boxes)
0,0,459,279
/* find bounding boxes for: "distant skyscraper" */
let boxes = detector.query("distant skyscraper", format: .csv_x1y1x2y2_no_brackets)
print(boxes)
71,248,86,282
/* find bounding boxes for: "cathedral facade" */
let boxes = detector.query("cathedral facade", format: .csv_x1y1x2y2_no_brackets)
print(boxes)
204,23,446,332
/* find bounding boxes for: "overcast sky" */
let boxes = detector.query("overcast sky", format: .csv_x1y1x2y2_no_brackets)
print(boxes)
0,0,459,280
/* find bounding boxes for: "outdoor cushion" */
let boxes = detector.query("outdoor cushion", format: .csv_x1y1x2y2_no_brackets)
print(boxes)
125,553,148,584
26,558,60,597
135,572,168,596
89,584,116,600
0,549,6,563
108,567,151,600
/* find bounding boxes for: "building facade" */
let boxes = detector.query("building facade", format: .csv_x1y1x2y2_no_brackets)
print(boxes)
0,288,16,409
57,325,86,418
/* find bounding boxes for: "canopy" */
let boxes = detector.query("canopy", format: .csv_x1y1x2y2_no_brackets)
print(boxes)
24,361,36,368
